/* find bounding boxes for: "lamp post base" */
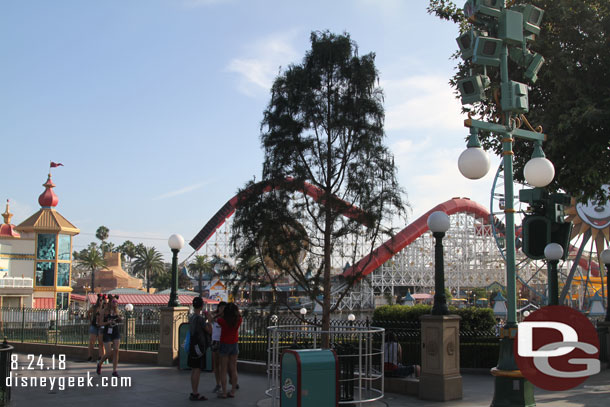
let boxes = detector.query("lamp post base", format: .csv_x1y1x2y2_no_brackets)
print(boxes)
490,374,535,407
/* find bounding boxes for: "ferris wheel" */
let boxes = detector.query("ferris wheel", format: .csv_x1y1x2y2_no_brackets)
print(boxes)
489,162,550,302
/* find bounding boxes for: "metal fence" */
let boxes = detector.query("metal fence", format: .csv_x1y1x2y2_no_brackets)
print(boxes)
237,315,500,369
0,308,501,368
0,307,161,352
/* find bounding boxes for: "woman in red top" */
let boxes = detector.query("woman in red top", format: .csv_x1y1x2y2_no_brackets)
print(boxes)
215,302,242,398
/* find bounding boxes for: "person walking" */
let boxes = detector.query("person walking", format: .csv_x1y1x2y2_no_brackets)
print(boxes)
384,331,420,378
188,297,210,401
96,297,122,377
86,295,103,362
216,302,241,399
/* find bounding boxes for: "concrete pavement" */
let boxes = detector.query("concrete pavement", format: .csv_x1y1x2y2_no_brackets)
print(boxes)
7,354,610,406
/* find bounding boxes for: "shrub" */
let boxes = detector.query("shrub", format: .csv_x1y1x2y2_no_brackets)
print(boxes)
373,304,496,332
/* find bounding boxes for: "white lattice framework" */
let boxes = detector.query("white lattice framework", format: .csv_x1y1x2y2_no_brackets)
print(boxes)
194,205,562,311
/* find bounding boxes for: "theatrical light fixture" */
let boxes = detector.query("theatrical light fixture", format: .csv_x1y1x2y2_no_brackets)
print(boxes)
472,37,503,67
457,75,490,105
499,9,524,45
456,29,485,60
509,47,545,83
512,4,545,36
500,80,529,113
463,0,503,20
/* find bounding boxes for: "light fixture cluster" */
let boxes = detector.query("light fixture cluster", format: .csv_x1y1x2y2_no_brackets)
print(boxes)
456,1,553,188
457,0,545,107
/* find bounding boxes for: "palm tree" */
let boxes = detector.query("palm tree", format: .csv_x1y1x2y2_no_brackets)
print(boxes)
188,255,214,297
77,246,106,294
96,225,110,254
133,246,165,293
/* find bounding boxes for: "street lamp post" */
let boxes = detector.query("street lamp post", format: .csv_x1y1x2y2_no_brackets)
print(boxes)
455,3,554,405
428,211,451,315
168,234,185,307
544,243,564,306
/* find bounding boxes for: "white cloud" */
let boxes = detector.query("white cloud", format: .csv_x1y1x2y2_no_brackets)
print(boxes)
227,31,300,97
383,75,463,131
152,182,208,200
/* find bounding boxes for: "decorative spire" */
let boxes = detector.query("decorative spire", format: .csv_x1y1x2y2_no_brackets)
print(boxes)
0,199,20,238
38,173,59,208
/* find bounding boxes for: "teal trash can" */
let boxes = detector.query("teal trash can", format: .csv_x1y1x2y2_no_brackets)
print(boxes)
281,349,338,407
179,323,212,371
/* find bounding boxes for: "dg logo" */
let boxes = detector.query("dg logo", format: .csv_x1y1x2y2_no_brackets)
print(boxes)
515,305,600,391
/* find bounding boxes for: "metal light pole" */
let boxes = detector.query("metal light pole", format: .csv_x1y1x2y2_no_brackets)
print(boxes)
167,234,184,307
544,243,564,306
456,3,553,405
428,211,451,315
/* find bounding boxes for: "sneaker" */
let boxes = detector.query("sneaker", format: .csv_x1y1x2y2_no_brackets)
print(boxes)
96,362,102,375
112,371,119,377
212,385,221,393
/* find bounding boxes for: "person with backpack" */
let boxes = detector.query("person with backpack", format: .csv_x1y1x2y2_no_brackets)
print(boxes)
188,297,210,401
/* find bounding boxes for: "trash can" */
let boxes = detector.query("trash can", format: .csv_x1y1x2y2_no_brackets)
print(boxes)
179,323,212,371
0,341,13,405
281,349,338,407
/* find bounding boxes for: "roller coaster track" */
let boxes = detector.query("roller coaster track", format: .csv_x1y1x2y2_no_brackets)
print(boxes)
189,184,599,298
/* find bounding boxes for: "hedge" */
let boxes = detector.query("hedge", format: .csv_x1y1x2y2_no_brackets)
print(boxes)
372,304,496,331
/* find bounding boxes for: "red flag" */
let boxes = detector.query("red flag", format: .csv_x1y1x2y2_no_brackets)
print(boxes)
50,162,64,168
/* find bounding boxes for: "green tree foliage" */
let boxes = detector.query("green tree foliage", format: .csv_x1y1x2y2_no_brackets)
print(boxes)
75,245,106,293
133,246,165,293
428,0,610,201
95,226,109,243
231,31,406,344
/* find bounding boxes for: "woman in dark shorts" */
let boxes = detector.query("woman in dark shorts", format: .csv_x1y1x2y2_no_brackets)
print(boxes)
86,295,103,362
97,297,122,377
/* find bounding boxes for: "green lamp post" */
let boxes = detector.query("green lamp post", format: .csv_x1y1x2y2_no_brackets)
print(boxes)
544,243,563,306
168,234,184,307
427,211,451,315
456,1,552,406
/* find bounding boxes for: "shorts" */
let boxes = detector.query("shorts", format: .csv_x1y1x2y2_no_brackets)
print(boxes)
103,327,120,342
211,340,220,352
187,354,206,370
89,325,100,335
219,342,239,356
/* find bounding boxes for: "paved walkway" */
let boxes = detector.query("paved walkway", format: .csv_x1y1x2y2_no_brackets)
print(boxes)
7,354,610,406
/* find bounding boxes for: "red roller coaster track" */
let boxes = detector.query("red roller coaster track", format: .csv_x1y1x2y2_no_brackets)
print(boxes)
189,184,600,280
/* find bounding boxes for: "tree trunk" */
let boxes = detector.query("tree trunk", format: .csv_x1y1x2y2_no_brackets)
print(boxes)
198,271,203,298
145,269,149,293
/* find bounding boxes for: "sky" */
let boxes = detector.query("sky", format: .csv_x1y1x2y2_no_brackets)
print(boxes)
0,0,501,262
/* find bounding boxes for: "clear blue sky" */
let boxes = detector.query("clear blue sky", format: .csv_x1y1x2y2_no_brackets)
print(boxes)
1,0,500,261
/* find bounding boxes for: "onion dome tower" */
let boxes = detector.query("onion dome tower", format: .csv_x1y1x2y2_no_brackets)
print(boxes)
0,200,20,239
16,173,79,309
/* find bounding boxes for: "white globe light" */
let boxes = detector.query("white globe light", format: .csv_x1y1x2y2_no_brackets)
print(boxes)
458,147,490,180
524,157,555,187
347,313,356,322
427,211,450,233
601,249,610,265
125,303,134,312
544,243,564,261
168,234,185,250
523,310,530,318
300,307,307,316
